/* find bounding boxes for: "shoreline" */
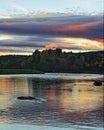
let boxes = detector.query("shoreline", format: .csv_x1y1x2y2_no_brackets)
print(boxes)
0,69,103,75
0,73,103,83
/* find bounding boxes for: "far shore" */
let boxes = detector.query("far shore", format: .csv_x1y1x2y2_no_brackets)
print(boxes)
0,69,44,74
0,69,103,75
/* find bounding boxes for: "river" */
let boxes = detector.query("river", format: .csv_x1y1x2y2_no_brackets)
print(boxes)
0,73,103,130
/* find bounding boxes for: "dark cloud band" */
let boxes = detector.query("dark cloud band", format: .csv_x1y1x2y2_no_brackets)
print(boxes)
0,15,103,39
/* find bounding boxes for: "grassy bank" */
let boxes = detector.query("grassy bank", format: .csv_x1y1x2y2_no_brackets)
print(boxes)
0,69,43,74
0,69,103,74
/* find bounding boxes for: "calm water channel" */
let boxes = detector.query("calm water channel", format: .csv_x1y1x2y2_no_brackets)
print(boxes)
0,73,103,130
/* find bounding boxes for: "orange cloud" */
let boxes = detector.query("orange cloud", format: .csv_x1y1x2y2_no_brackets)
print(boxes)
96,39,104,45
57,22,102,32
45,43,58,49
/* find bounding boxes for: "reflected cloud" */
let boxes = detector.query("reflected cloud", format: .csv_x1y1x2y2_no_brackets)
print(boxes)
68,81,103,112
0,78,14,109
47,81,103,112
0,77,103,125
48,86,57,107
0,77,29,109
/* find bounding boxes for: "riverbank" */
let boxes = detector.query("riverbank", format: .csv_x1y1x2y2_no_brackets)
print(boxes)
0,69,43,74
0,69,103,75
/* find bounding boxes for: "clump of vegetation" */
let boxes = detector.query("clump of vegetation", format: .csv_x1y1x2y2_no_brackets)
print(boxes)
0,48,103,74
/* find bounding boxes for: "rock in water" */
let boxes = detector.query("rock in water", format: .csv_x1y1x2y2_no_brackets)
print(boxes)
93,80,102,86
17,96,35,100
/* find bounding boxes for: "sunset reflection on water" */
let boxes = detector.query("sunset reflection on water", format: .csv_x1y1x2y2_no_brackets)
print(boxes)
0,75,103,127
0,77,29,109
47,81,103,112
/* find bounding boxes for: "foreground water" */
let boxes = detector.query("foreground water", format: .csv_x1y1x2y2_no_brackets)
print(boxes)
0,73,103,130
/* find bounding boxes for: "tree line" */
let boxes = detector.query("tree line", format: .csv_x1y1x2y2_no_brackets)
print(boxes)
0,48,103,74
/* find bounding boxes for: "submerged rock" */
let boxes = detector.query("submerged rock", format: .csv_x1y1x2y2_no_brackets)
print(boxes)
17,96,36,100
93,80,102,86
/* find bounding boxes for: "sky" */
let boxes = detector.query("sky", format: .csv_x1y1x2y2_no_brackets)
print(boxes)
0,0,103,55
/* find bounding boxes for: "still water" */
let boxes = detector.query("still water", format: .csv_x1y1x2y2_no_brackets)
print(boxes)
0,73,103,130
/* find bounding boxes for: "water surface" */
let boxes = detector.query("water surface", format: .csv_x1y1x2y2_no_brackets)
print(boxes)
0,73,103,130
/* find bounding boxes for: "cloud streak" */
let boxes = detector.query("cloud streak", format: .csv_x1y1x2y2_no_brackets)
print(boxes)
0,15,103,39
59,37,103,50
0,14,103,55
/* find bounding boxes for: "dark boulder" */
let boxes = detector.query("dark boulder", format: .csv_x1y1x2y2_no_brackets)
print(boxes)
17,96,36,100
93,80,102,86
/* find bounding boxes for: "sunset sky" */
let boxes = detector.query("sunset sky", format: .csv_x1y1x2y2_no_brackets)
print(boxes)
0,0,103,55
